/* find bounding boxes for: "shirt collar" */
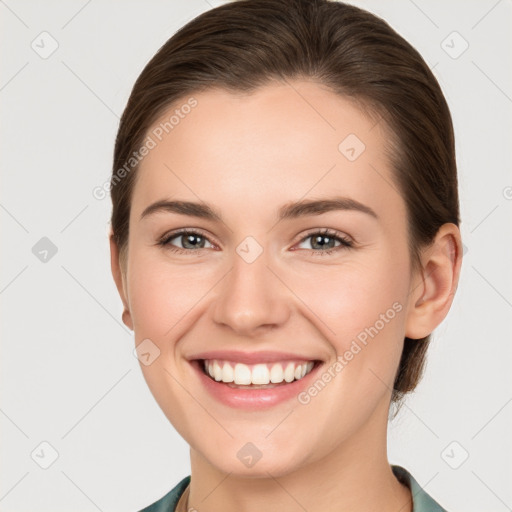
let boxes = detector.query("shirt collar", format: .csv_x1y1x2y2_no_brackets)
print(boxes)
391,465,448,512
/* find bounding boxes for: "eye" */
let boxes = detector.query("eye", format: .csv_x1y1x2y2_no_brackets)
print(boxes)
294,228,353,257
158,229,214,254
157,228,353,257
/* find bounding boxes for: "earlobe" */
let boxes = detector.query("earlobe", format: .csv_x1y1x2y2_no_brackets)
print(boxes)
405,223,463,340
122,308,133,331
109,230,134,331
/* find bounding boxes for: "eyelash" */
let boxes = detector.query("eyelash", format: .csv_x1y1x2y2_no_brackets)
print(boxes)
157,228,354,257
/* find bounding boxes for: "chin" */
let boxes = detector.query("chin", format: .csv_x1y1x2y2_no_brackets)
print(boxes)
198,442,310,479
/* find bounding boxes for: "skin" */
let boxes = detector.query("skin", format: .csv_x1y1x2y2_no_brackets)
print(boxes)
110,80,462,512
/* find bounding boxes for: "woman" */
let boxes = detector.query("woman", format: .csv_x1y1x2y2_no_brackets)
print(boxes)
109,0,462,510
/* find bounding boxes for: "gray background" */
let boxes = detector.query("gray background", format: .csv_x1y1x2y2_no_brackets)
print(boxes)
1,0,511,511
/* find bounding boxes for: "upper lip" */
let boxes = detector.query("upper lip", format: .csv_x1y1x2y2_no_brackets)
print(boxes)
187,350,321,365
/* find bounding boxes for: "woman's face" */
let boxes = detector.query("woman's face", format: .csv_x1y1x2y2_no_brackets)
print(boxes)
119,80,421,476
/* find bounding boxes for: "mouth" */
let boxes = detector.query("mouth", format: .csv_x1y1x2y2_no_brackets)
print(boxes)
199,358,318,388
188,356,323,409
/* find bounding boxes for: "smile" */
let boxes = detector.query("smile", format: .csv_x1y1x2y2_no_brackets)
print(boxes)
189,355,324,410
202,359,316,386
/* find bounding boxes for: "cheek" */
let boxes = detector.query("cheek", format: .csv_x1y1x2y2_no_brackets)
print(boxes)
127,248,201,339
289,257,407,345
288,256,408,403
290,264,407,444
126,250,207,431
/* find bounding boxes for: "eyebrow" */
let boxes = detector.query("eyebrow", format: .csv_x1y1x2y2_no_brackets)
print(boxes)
139,196,379,222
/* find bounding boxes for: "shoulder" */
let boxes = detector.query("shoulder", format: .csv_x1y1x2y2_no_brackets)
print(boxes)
138,468,448,512
138,475,191,512
392,465,449,512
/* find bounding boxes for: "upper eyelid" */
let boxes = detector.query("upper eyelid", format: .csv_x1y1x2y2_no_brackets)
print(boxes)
160,227,215,244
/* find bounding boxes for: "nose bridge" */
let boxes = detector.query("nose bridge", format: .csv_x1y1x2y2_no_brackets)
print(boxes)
212,237,288,334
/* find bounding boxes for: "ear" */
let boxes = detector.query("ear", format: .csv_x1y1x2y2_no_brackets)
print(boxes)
109,228,133,331
405,223,463,339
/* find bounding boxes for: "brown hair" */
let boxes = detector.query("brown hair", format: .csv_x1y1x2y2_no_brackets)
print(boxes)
110,0,460,410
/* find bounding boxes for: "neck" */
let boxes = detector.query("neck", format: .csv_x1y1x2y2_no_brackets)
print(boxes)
186,399,412,512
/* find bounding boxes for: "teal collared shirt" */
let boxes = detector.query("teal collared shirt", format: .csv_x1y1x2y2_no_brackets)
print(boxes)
139,465,448,511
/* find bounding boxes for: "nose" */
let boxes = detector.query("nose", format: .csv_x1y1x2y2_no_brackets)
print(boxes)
212,245,290,337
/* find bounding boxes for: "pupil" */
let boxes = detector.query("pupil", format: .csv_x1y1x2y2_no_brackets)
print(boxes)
313,235,334,249
184,234,203,249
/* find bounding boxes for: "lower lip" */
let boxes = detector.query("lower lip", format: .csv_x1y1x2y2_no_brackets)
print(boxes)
190,360,322,410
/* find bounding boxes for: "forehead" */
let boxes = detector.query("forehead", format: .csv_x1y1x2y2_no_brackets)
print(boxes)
132,80,401,220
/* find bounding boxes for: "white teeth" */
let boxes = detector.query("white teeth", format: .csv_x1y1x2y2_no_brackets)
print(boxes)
270,363,284,383
221,362,234,383
204,359,316,385
234,363,252,385
251,364,270,385
284,362,295,382
213,360,223,381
